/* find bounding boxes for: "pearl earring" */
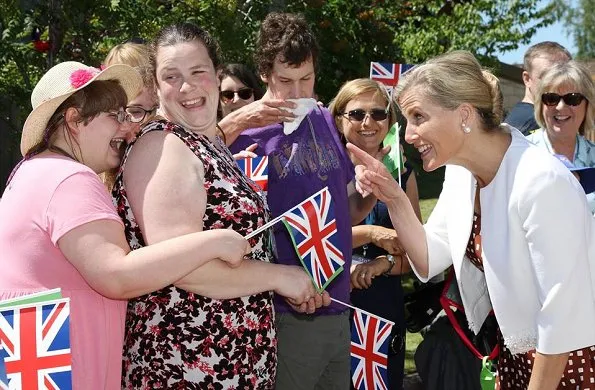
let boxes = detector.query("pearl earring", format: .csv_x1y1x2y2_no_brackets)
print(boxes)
462,123,471,134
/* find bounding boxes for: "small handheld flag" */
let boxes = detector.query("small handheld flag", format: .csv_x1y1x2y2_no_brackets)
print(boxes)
282,187,345,292
369,62,414,95
0,350,7,390
0,298,72,390
351,309,393,390
236,155,268,193
242,187,345,292
0,289,62,309
370,62,413,187
382,123,404,187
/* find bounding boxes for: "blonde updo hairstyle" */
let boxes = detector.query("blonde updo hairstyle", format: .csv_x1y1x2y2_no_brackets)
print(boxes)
394,50,503,132
329,78,398,135
534,61,595,137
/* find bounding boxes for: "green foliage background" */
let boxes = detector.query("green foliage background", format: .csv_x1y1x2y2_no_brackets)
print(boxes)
0,0,557,190
558,0,595,59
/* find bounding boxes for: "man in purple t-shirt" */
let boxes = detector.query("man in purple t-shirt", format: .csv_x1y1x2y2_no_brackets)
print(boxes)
225,12,377,390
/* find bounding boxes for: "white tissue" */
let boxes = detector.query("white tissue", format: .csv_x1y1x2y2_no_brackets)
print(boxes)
283,98,318,135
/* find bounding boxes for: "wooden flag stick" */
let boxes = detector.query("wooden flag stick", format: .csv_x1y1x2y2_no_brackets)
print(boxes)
330,297,395,326
244,213,286,240
397,138,402,188
244,186,330,241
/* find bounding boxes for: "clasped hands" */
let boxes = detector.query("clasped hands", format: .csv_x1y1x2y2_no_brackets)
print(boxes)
350,226,407,290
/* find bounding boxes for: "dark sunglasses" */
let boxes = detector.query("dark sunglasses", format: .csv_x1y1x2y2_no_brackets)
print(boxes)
541,92,587,107
342,108,389,122
220,88,253,103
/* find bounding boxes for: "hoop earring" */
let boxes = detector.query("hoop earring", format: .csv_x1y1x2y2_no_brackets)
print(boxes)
462,123,471,134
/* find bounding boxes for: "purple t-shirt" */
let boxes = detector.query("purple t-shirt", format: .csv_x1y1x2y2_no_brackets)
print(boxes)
230,106,354,314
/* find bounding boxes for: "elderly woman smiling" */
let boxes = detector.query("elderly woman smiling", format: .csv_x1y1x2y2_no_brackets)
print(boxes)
527,61,595,212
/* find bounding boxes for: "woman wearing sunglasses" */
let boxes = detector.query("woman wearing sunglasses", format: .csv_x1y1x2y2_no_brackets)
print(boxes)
349,51,595,389
526,61,595,213
329,78,422,390
218,63,264,118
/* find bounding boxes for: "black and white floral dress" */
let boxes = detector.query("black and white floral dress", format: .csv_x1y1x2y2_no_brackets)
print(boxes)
113,119,276,389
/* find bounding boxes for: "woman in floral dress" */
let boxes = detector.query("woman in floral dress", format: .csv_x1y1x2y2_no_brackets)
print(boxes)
113,23,323,389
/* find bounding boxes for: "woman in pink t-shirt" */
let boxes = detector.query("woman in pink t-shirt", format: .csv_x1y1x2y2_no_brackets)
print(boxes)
0,62,252,389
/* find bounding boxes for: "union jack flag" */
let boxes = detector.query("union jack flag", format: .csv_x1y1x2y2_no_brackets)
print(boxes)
0,348,7,390
237,155,268,193
0,299,72,390
370,62,414,90
351,309,393,390
282,187,345,292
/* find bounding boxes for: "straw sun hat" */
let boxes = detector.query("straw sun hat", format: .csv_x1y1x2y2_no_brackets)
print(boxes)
20,61,142,156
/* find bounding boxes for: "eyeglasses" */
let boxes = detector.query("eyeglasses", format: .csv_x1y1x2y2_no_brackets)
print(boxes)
341,108,389,122
541,92,587,107
108,108,141,124
220,88,253,103
125,106,157,123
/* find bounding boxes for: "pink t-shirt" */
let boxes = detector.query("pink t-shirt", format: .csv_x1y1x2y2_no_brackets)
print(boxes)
0,155,127,389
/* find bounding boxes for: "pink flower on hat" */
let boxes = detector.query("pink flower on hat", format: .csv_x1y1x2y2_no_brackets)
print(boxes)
69,68,100,89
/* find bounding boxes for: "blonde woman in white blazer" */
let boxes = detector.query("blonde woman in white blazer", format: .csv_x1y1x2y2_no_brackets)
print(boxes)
348,51,595,389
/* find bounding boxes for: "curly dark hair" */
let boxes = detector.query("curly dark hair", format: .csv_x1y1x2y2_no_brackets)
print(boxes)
254,12,319,77
150,23,221,81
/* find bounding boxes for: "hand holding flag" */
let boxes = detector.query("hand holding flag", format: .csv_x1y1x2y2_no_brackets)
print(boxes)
284,288,331,314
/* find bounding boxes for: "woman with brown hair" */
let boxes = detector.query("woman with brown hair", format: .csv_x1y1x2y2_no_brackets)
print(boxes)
219,63,264,118
113,23,325,388
0,61,250,389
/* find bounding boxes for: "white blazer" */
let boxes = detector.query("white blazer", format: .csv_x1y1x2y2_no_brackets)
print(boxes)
412,127,595,354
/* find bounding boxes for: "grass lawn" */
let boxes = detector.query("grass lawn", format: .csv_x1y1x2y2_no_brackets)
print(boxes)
419,198,438,224
405,331,424,374
403,197,438,374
